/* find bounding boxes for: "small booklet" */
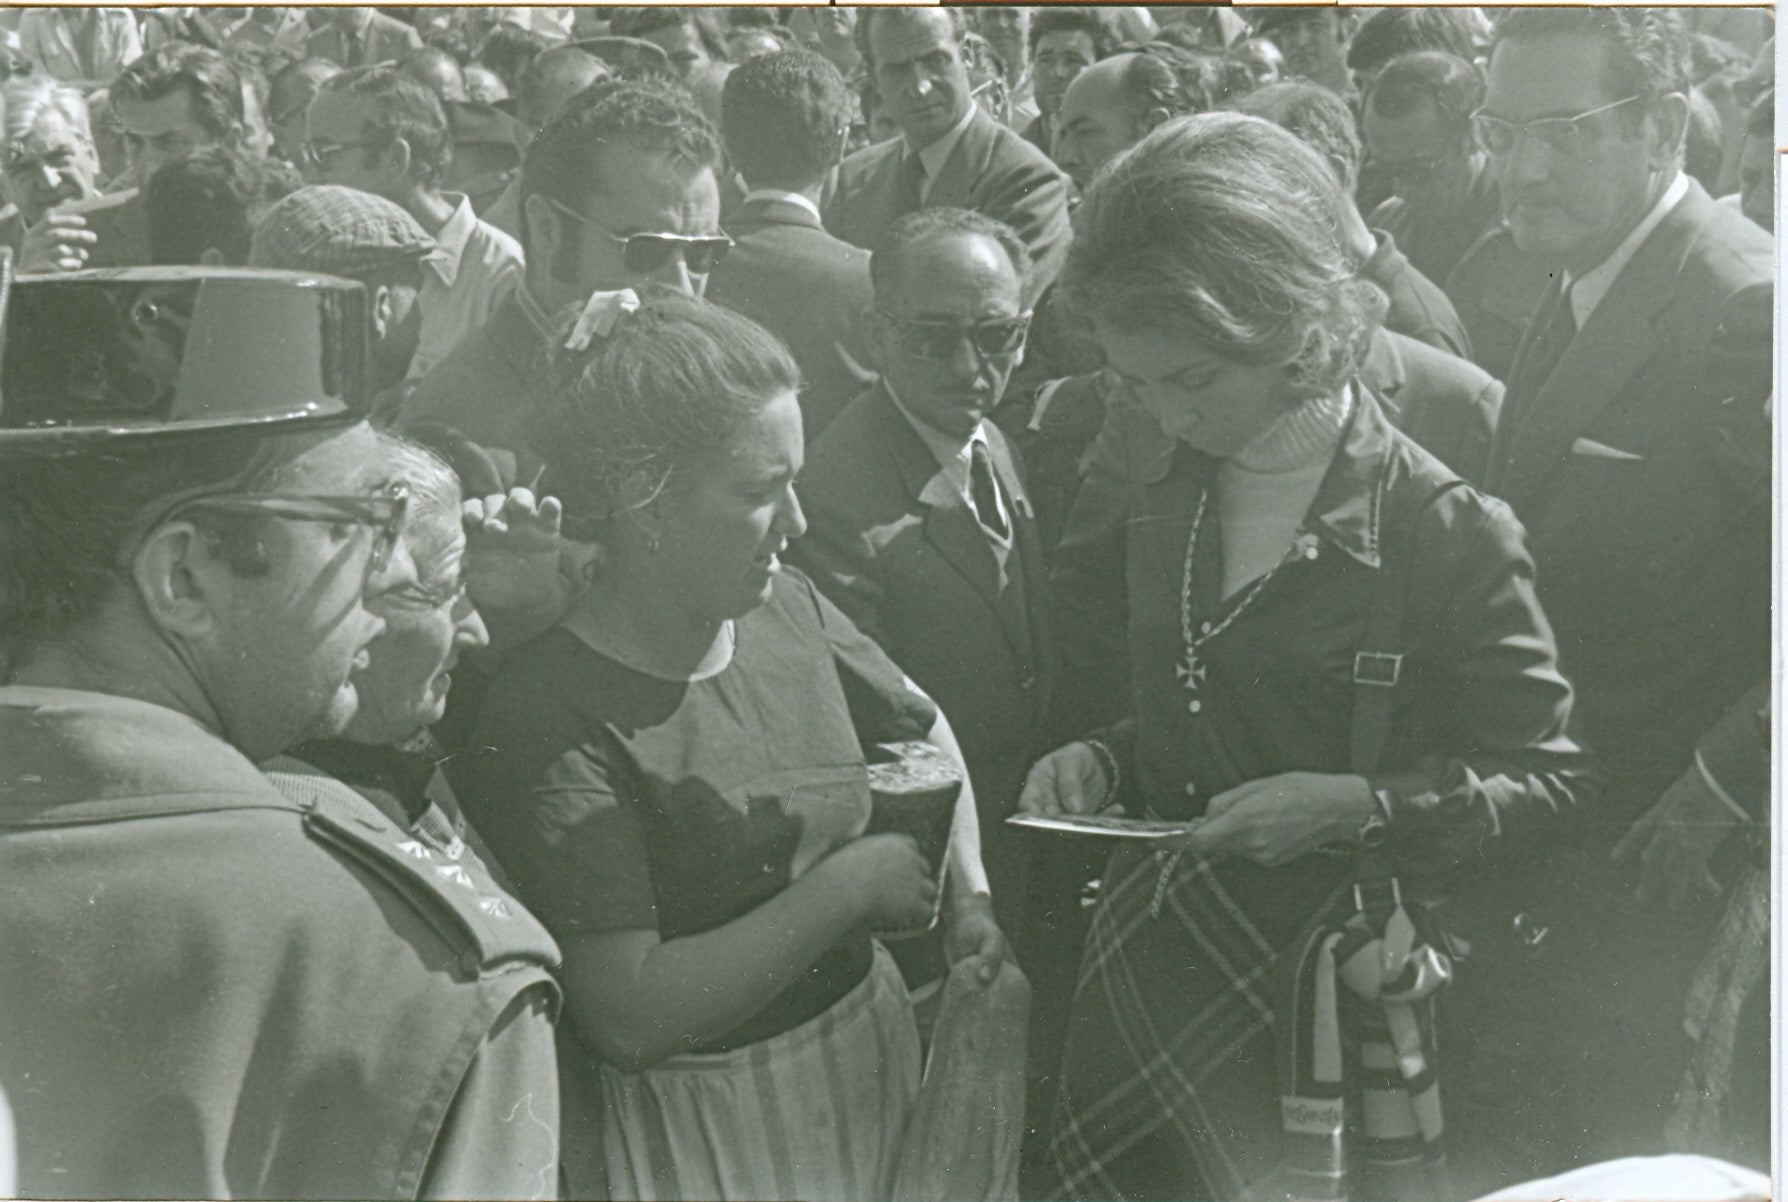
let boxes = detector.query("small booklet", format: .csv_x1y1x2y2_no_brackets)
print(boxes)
1005,812,1202,841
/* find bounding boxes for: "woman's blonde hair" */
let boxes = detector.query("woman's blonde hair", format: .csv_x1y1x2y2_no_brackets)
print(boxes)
1061,111,1383,393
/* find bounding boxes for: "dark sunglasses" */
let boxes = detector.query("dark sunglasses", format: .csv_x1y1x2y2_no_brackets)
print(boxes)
548,196,733,275
165,483,410,574
878,310,1031,362
301,138,376,171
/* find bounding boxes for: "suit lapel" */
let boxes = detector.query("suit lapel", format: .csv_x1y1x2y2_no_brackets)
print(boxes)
1496,193,1699,509
876,388,1015,643
923,111,992,211
985,431,1045,661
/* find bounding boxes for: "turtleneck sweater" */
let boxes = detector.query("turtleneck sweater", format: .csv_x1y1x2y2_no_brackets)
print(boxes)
1215,387,1352,600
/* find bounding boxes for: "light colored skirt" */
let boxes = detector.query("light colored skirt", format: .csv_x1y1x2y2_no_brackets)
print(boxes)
599,943,922,1201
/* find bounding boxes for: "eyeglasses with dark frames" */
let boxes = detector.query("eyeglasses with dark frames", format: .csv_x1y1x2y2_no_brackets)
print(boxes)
1471,95,1642,159
877,310,1032,362
163,483,411,575
546,196,733,275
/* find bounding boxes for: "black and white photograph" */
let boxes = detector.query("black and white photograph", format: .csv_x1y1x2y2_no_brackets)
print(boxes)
0,4,1776,1200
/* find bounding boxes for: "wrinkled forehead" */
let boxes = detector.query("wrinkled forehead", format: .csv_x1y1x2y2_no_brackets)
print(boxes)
280,422,396,494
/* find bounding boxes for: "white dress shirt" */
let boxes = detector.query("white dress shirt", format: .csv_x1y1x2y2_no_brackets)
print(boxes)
908,102,979,204
885,379,1011,541
740,188,824,223
411,193,525,379
1568,171,1689,328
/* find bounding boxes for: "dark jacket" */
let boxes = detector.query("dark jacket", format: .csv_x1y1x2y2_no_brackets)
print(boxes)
704,194,875,442
399,290,555,488
790,381,1056,919
0,687,561,1200
1364,230,1472,361
1368,162,1503,292
824,107,1072,300
1445,222,1555,385
1051,386,1589,868
1363,326,1502,488
1484,179,1773,806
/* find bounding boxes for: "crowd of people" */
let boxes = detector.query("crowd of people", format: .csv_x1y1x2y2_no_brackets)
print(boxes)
0,5,1775,1201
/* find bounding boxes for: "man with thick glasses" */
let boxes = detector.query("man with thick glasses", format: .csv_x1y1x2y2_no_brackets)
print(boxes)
0,268,561,1198
401,78,725,487
1442,9,1773,1192
792,207,1055,1016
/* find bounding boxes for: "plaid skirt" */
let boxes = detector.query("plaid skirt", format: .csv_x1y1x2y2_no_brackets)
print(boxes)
1047,836,1463,1202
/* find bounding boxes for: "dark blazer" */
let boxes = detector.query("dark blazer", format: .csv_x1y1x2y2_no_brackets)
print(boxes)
1484,179,1772,803
1364,231,1472,361
823,107,1072,299
303,11,422,67
790,381,1056,921
398,292,554,488
1362,327,1502,488
1445,222,1555,385
704,195,875,442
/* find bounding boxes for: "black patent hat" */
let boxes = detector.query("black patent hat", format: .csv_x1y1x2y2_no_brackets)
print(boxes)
0,264,371,458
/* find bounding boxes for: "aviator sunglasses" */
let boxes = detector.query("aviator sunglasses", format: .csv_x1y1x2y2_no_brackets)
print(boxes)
878,310,1032,361
547,196,733,275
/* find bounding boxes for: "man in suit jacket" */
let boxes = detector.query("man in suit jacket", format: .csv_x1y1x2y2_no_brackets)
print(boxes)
823,8,1071,301
1443,10,1773,1190
304,8,421,70
17,8,140,85
706,50,874,442
791,208,1054,946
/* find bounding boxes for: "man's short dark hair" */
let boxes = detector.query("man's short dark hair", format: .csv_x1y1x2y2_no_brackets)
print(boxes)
327,65,451,189
871,207,1034,304
112,42,246,137
1347,7,1482,77
720,49,850,190
1493,8,1690,114
146,146,301,265
1365,51,1485,141
610,8,729,60
854,8,967,74
520,79,720,257
476,21,555,93
1234,80,1361,192
1028,8,1115,61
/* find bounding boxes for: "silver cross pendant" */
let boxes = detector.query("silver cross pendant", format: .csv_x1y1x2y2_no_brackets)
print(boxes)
1176,653,1206,693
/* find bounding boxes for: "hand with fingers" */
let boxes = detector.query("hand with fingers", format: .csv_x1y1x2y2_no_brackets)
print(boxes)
18,211,96,273
1185,772,1377,868
462,485,566,619
822,833,941,933
1017,741,1115,818
1611,763,1743,911
944,892,1008,985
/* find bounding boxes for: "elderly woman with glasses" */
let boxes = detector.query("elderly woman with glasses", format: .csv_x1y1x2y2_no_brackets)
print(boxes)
1018,112,1592,1202
457,292,1008,1201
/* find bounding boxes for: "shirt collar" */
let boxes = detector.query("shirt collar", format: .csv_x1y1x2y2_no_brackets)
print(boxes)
1569,171,1688,327
425,192,476,286
740,188,823,223
884,377,989,472
909,100,978,184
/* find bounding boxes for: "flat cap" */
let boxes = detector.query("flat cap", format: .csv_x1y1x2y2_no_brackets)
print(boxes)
250,184,440,278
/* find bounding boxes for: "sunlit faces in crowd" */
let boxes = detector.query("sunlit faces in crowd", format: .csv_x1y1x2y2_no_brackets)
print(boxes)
0,85,100,223
1031,23,1101,121
1480,29,1688,272
113,83,241,190
1052,55,1154,188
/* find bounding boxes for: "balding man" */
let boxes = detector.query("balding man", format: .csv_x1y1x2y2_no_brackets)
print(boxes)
482,46,608,236
398,45,469,105
1050,47,1204,189
824,8,1070,300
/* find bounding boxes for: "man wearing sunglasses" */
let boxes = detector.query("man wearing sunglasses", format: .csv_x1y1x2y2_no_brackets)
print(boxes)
1440,9,1774,1192
0,268,562,1199
793,208,1055,1000
1363,51,1503,292
400,78,725,486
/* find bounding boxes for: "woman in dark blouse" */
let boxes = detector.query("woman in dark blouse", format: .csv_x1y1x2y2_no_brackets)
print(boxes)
458,294,1007,1201
1018,114,1592,1201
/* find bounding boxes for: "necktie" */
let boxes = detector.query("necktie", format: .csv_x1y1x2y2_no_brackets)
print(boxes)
893,149,926,217
1505,277,1578,430
969,441,1011,542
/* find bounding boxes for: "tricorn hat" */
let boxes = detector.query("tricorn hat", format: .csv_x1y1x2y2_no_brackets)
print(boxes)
0,265,371,458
